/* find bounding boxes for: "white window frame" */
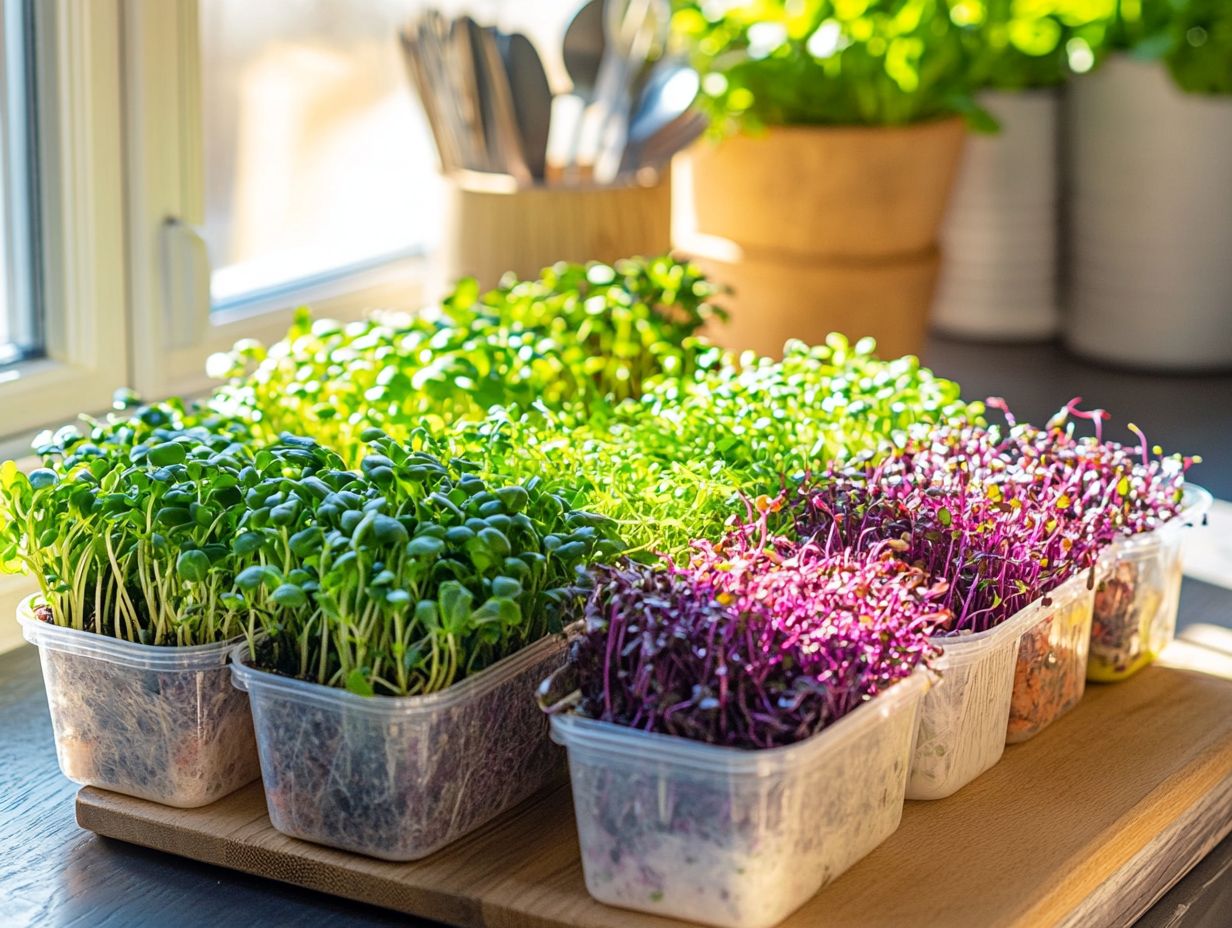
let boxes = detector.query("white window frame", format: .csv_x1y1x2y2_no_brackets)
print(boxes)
1,0,438,649
121,0,430,401
0,0,130,442
0,0,134,649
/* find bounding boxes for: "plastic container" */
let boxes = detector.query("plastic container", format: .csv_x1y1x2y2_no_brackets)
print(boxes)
546,671,929,928
1088,486,1212,682
908,602,1039,800
230,632,568,861
1006,571,1096,744
17,595,259,808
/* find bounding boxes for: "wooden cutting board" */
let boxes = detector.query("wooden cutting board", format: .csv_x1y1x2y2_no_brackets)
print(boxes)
76,629,1232,928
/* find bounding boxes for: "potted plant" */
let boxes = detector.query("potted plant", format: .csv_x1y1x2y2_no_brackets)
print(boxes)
541,516,940,928
228,430,624,860
670,0,975,359
794,418,1108,794
0,398,263,808
933,0,1105,340
1065,0,1232,369
1014,401,1207,682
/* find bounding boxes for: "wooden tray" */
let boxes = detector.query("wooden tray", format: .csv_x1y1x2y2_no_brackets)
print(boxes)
76,630,1232,928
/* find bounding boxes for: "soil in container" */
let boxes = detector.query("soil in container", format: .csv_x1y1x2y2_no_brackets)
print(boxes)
556,672,927,928
28,604,258,808
1006,578,1094,744
235,634,567,861
909,614,1026,800
1088,541,1184,682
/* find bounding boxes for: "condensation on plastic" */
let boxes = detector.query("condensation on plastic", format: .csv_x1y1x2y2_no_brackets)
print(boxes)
1088,485,1212,683
1006,570,1096,744
548,671,929,928
230,632,568,861
17,595,259,808
908,601,1039,800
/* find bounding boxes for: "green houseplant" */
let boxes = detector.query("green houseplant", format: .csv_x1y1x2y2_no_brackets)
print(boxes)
671,0,975,359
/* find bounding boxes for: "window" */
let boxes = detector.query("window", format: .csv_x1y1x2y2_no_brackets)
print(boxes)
199,0,439,309
0,0,129,635
0,0,581,424
0,0,128,444
0,0,39,368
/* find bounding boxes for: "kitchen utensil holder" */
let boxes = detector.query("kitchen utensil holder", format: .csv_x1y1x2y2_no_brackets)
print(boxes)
437,169,671,292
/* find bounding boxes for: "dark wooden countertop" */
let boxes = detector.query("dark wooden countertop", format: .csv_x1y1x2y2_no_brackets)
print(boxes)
2,337,1230,927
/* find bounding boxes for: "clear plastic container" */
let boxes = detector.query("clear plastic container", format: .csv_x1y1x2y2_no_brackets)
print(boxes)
1006,570,1096,743
908,602,1039,800
1088,485,1212,683
546,672,929,928
17,594,259,808
230,632,568,861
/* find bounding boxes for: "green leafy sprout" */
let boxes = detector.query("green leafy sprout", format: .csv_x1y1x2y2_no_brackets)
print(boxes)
1,256,982,696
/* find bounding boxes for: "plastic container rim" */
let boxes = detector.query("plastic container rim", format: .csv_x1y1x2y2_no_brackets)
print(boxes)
548,668,929,778
1103,484,1212,557
16,594,238,670
928,567,1094,661
230,626,573,719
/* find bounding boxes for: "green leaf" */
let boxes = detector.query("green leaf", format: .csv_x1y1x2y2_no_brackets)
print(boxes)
272,583,308,608
233,531,264,556
147,442,187,467
407,535,445,558
491,576,522,598
345,668,374,697
176,549,210,583
415,598,440,630
438,580,474,635
28,469,57,490
237,565,279,592
494,485,530,513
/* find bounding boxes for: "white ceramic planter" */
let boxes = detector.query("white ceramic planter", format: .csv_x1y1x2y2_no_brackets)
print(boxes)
1065,56,1232,370
933,90,1060,341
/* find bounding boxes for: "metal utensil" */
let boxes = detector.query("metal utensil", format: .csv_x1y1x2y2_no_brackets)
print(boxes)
449,15,490,172
625,59,698,140
562,0,605,97
590,0,671,183
633,108,707,173
406,16,468,172
502,33,552,181
466,18,532,184
619,62,704,173
398,22,454,172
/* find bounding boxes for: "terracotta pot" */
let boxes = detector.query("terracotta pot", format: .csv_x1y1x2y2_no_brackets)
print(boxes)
675,118,964,357
678,238,939,360
438,170,671,293
678,118,966,260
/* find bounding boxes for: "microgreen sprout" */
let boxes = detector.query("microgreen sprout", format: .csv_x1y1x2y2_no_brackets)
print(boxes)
208,256,726,464
559,503,945,750
243,429,625,696
0,398,262,645
792,399,1194,634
